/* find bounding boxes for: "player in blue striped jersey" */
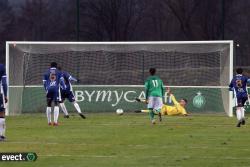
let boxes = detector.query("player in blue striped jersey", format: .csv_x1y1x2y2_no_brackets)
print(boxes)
0,64,7,141
43,62,66,126
229,68,250,127
58,67,86,119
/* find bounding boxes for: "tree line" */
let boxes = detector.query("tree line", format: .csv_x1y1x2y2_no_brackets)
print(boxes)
0,0,249,66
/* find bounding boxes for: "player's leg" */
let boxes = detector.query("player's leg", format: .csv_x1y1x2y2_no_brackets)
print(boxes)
73,102,86,119
53,103,60,126
240,97,248,125
0,94,6,141
68,92,86,119
53,91,60,126
134,98,163,117
153,97,163,122
135,98,148,104
46,92,53,125
60,102,69,118
241,107,246,125
134,109,150,113
149,110,155,124
236,106,242,127
0,112,6,141
236,97,244,127
147,96,155,124
134,98,148,113
59,91,69,118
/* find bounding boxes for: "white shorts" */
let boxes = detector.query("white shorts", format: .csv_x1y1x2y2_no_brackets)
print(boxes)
147,96,163,110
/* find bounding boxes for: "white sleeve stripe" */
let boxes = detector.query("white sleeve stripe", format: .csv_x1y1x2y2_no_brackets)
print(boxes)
2,76,6,77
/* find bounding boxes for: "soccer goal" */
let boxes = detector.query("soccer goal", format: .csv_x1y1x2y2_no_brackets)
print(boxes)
6,41,233,116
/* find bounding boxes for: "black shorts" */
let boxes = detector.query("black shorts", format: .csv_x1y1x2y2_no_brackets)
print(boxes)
46,89,60,102
237,96,248,107
61,90,75,103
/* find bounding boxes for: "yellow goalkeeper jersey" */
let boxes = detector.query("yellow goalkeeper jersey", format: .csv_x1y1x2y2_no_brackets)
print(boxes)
161,94,187,116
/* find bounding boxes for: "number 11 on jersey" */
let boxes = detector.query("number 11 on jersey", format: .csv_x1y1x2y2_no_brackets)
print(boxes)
152,80,158,87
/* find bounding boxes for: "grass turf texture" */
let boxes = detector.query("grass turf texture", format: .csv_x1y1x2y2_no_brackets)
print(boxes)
1,113,250,167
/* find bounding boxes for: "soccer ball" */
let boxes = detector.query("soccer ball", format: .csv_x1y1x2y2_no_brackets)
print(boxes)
116,109,124,115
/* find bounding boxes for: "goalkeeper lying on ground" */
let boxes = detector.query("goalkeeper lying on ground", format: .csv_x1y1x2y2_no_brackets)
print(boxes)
135,90,189,116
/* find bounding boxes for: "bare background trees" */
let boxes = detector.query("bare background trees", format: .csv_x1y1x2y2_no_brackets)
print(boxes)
1,0,250,67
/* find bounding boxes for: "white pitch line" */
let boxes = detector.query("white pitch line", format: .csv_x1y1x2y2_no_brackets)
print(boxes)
39,154,116,158
38,154,172,159
7,122,241,128
202,156,250,160
5,141,59,145
5,141,250,151
62,123,238,127
37,154,250,160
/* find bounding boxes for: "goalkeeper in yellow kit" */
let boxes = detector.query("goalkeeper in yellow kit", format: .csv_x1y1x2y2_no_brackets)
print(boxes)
135,88,188,116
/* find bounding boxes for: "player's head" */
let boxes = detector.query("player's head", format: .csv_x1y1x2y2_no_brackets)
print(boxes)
58,66,62,71
149,68,156,75
236,68,243,74
179,98,187,107
50,62,57,68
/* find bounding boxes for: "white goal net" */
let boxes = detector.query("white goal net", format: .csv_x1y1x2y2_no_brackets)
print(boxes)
6,41,233,116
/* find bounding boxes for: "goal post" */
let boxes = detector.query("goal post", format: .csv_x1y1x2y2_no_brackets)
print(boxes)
6,41,234,116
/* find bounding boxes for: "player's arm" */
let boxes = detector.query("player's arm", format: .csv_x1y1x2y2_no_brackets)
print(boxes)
1,67,7,103
59,73,67,90
181,109,189,116
166,88,179,105
170,94,179,105
144,80,149,100
69,75,78,82
65,72,78,82
229,79,234,91
168,89,189,116
43,74,47,91
247,77,250,84
161,81,165,98
2,75,7,97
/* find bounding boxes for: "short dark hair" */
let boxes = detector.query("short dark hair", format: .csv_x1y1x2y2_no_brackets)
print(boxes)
50,62,57,68
236,68,243,74
181,98,188,104
149,68,156,75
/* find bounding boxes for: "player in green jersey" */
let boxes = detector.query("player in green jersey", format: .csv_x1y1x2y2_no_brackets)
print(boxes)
145,68,165,124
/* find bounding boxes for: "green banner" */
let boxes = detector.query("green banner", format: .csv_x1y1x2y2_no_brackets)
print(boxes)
9,86,243,114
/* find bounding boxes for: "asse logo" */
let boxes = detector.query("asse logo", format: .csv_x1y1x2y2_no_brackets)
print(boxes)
193,91,206,108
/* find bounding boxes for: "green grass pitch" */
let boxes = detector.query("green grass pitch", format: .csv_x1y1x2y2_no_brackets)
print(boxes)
1,113,250,167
